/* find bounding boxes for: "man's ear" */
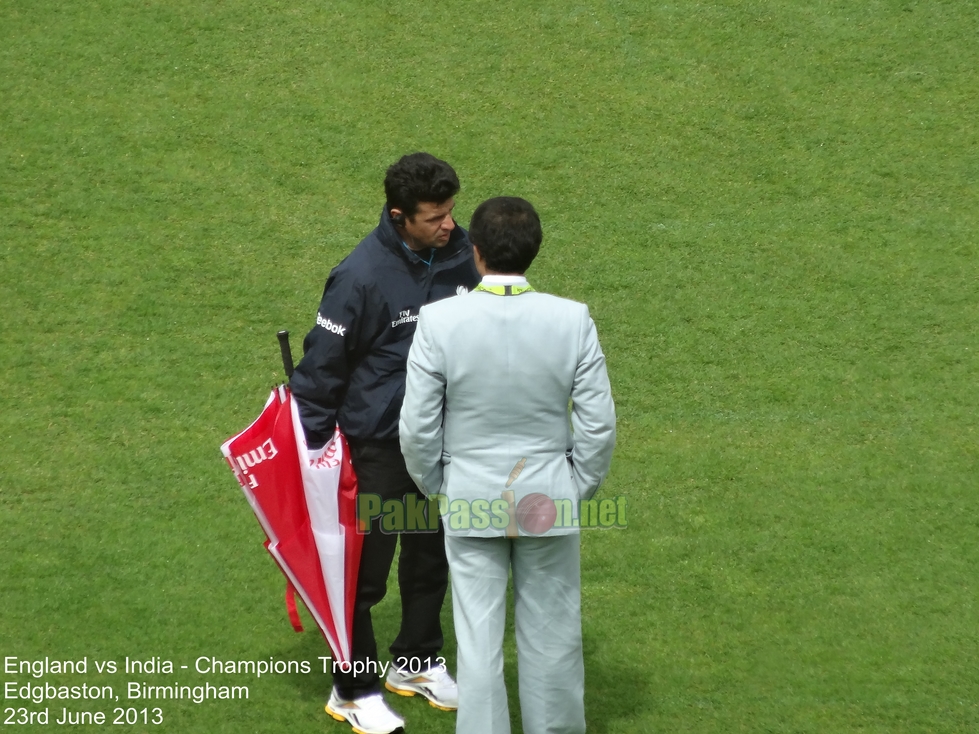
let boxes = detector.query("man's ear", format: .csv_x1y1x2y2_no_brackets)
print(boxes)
390,208,405,226
472,244,487,275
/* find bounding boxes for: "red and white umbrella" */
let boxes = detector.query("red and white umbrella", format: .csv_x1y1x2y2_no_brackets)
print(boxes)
221,383,362,664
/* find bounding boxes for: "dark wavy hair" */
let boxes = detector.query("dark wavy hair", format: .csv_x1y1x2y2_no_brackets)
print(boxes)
383,153,460,218
469,197,542,274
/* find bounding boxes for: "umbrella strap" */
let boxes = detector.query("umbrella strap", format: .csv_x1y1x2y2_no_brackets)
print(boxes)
285,581,303,632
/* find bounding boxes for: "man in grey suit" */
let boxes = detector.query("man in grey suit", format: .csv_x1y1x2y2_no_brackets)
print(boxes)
399,196,616,734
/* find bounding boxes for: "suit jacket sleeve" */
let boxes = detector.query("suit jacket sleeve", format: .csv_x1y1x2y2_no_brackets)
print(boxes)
399,309,446,495
570,306,617,500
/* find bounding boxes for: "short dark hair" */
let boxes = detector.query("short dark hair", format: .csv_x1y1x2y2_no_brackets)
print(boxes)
469,197,542,274
384,153,460,218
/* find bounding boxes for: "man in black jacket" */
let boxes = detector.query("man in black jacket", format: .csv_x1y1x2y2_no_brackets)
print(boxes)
290,153,479,734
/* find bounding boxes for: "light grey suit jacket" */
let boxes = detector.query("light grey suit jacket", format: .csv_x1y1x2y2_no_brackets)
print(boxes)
400,284,616,537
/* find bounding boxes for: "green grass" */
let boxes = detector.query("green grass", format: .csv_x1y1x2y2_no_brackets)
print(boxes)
2,0,978,731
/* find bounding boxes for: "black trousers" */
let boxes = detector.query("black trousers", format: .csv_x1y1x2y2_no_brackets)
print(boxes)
334,439,448,698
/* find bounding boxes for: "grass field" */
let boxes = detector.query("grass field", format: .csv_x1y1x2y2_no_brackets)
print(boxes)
2,1,978,732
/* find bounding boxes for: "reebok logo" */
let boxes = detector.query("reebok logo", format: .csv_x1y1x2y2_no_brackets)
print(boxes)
391,309,419,328
316,313,347,336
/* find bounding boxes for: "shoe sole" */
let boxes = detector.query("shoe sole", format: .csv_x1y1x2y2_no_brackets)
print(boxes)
384,681,457,712
325,704,405,734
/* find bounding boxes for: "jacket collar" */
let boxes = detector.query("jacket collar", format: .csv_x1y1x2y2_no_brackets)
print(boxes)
475,275,534,296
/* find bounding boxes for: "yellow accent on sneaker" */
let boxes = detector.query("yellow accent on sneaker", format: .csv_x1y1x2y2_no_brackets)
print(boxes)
324,690,404,734
384,666,458,710
384,681,416,698
426,699,456,712
326,704,372,734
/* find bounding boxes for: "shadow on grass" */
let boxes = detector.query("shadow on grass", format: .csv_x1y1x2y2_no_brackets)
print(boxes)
267,631,334,703
583,633,650,734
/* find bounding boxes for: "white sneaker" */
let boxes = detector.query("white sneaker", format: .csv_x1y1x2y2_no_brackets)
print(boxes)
385,664,459,711
325,689,405,734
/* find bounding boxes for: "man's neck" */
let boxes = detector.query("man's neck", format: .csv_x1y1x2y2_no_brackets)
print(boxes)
400,238,434,266
396,226,426,252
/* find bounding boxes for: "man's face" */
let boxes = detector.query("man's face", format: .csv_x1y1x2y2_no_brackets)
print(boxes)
396,199,456,250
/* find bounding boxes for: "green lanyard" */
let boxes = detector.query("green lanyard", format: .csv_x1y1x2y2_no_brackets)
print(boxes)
474,282,534,296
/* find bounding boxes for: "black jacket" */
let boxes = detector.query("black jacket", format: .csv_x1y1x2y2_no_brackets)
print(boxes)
290,208,480,444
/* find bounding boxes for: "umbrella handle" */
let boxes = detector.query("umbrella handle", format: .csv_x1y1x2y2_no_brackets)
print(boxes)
277,330,294,380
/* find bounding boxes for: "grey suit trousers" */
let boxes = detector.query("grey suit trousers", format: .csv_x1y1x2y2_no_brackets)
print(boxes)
445,534,585,734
